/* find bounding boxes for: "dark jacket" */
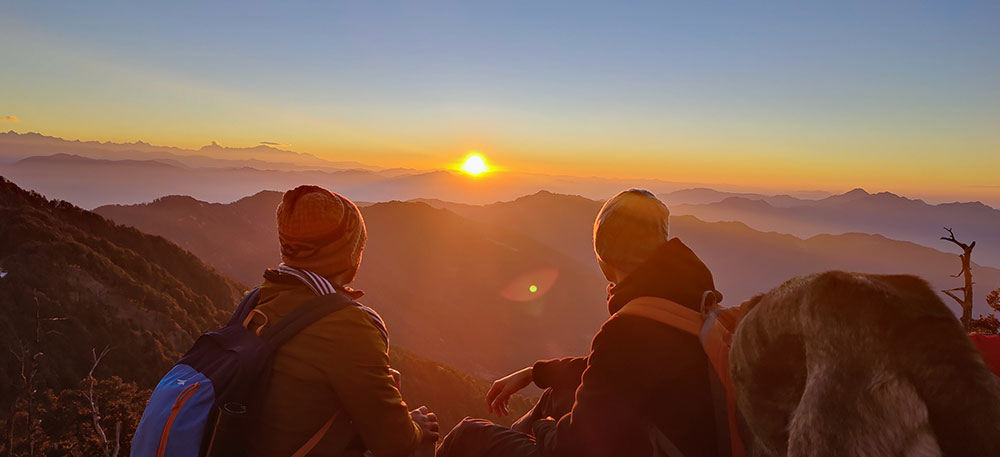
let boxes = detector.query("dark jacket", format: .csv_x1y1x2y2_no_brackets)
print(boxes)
531,238,720,457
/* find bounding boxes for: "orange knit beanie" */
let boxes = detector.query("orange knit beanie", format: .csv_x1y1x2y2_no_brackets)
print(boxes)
276,185,367,283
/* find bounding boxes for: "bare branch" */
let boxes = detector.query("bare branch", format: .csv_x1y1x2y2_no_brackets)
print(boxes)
942,289,964,305
87,346,112,379
111,421,121,457
84,346,117,456
940,227,971,251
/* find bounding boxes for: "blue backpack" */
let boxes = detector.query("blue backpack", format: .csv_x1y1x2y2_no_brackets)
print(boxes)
131,287,355,457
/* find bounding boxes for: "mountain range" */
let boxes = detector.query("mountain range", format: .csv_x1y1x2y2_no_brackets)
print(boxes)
0,131,377,171
96,189,1000,383
0,177,530,451
2,131,790,208
416,191,1000,309
97,191,610,380
662,188,1000,268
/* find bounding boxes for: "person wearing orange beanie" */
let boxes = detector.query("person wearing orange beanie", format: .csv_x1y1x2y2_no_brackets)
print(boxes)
276,185,368,286
247,185,439,457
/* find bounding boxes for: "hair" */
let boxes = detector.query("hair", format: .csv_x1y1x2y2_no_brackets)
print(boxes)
593,189,670,274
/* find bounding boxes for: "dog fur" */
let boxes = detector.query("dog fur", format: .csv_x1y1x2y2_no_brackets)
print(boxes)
730,271,1000,457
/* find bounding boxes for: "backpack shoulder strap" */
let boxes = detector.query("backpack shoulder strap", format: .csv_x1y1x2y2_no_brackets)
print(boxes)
249,293,354,456
619,296,747,457
226,287,262,327
617,296,702,336
291,412,338,457
260,292,356,348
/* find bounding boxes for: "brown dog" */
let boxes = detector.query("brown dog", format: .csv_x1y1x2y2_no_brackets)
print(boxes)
730,271,1000,457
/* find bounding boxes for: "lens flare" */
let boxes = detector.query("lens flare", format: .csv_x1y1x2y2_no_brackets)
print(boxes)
501,268,559,302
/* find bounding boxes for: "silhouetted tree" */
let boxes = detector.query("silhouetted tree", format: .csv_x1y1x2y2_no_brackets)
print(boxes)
971,288,1000,335
941,227,976,330
970,314,1000,335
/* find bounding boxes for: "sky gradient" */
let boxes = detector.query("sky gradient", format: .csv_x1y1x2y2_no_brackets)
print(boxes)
2,1,998,202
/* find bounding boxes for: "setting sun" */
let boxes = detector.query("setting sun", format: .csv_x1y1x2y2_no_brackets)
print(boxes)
459,153,491,176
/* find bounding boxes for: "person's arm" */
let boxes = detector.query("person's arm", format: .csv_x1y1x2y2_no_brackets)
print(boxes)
534,315,703,457
532,356,588,391
312,308,429,457
486,356,589,416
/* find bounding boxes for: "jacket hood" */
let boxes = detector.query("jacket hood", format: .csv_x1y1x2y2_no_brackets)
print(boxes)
606,237,722,315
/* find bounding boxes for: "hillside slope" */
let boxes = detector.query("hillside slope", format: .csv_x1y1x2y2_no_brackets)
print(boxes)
0,176,243,396
1,177,531,454
98,193,610,379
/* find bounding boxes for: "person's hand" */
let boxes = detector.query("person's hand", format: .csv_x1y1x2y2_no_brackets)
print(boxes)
486,366,533,416
411,406,439,442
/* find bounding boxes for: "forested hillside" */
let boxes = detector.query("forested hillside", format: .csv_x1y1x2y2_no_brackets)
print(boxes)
1,177,530,455
0,176,243,394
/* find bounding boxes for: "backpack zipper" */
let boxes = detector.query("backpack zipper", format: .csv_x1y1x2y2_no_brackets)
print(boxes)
156,382,201,457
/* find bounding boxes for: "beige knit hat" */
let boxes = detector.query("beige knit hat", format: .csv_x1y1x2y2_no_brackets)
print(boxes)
276,185,367,283
593,189,670,275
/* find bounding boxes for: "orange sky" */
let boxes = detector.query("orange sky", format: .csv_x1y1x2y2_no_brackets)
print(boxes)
2,2,998,205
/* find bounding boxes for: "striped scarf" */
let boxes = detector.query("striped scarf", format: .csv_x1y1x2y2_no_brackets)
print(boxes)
278,264,389,349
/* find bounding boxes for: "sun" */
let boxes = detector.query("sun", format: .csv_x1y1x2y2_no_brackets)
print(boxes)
459,153,491,176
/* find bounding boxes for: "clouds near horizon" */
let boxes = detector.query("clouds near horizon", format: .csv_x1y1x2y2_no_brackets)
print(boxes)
1,116,20,123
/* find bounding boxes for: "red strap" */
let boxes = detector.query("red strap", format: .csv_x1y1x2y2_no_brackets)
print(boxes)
290,412,338,457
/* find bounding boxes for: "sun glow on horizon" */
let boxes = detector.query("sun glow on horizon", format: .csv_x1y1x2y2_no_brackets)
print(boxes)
459,153,491,176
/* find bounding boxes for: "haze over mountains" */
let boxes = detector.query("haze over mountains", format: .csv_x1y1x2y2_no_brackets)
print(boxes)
661,188,1000,268
6,130,1000,378
404,192,1000,315
96,189,1000,382
2,131,725,208
97,191,610,379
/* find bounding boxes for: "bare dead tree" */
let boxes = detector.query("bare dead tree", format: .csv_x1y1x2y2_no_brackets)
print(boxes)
941,227,976,330
9,336,41,457
83,346,121,457
7,295,69,457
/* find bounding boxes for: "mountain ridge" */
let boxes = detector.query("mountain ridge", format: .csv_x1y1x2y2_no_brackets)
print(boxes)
1,130,377,171
96,189,1000,380
666,188,1000,268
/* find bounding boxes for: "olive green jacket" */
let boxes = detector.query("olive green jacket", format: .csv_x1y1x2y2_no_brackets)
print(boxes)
247,275,421,457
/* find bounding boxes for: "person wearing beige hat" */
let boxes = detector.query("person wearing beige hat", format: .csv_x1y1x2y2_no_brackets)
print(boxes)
246,185,439,457
438,189,724,457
